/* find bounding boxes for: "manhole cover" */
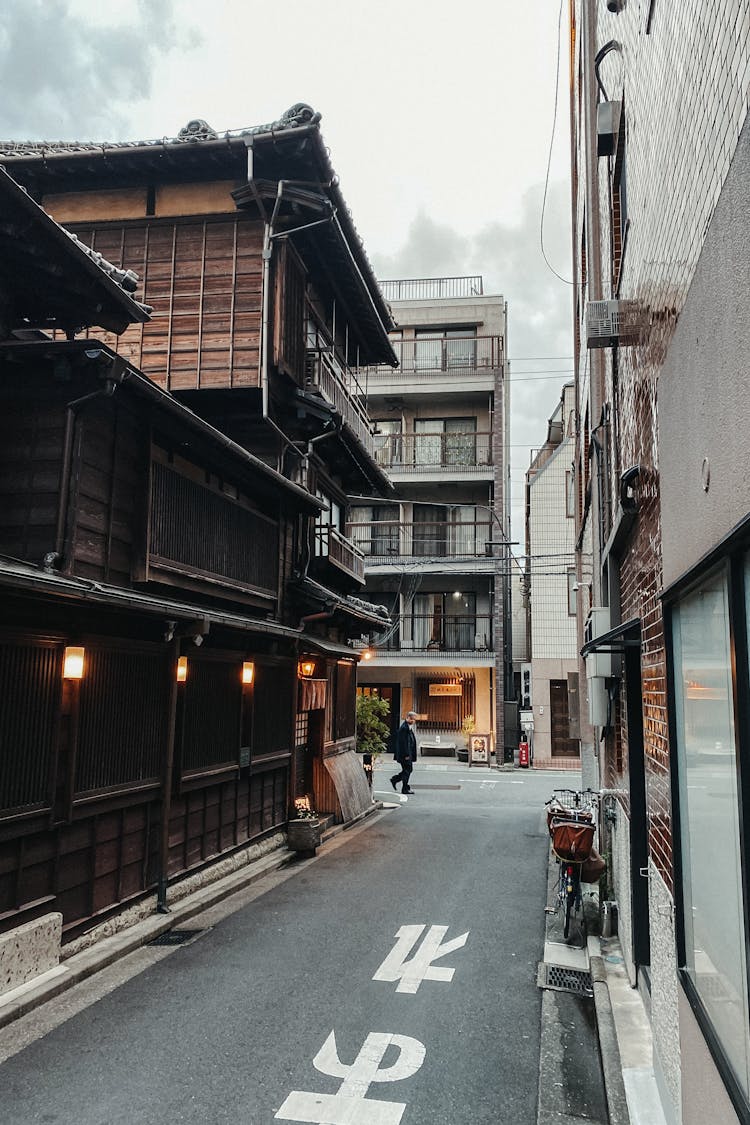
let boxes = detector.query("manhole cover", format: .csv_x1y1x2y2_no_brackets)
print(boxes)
410,784,461,790
149,929,205,947
538,963,593,996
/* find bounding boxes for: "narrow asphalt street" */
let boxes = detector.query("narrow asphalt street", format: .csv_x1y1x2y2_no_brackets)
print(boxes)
0,763,604,1124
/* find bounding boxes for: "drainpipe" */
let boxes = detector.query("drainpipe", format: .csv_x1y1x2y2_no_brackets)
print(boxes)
53,373,120,569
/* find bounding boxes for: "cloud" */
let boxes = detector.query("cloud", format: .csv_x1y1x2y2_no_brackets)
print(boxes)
0,0,199,139
370,180,574,542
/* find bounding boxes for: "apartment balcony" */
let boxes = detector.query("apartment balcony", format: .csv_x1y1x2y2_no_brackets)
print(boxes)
311,525,365,588
357,335,504,396
366,613,495,665
305,347,377,458
374,431,492,477
347,520,496,568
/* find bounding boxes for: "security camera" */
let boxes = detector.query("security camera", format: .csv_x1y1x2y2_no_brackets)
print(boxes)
606,0,625,11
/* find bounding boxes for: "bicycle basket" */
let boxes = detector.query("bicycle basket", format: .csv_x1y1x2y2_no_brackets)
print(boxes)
551,819,595,862
546,804,593,835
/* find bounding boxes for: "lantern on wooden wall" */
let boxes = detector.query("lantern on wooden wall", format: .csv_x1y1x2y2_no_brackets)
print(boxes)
63,646,85,679
176,656,188,683
242,661,255,685
298,660,315,678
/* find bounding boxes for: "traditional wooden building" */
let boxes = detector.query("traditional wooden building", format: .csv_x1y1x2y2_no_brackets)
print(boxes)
0,106,396,944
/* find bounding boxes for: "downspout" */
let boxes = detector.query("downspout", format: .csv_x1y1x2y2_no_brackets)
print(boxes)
50,374,120,571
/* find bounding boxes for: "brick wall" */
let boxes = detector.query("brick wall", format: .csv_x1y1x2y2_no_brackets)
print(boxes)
573,0,750,890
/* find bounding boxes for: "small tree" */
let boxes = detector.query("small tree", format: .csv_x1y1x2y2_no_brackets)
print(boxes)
356,693,391,758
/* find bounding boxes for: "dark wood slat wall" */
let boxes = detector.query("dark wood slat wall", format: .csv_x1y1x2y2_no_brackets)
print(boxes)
0,394,64,563
70,217,264,390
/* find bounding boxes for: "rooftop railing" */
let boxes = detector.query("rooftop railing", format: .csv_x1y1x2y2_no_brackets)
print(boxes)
379,277,484,301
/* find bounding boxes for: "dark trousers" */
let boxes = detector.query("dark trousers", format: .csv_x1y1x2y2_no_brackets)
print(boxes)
391,761,413,793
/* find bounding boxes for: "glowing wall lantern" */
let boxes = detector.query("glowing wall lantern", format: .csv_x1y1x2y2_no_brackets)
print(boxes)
176,656,188,683
62,646,85,680
298,660,315,678
242,661,255,686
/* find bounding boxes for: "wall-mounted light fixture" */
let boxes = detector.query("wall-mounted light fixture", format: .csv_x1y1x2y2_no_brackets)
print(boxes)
361,648,374,661
176,656,188,683
63,646,85,680
242,661,255,685
298,660,315,678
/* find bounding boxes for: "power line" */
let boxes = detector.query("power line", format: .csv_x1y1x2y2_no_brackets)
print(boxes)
540,0,574,287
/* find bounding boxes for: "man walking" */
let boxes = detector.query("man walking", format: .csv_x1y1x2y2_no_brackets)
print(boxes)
391,711,417,795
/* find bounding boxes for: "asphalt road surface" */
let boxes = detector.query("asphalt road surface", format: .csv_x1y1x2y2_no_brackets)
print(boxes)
0,763,565,1125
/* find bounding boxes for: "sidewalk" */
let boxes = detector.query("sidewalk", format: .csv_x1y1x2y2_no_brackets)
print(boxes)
538,840,668,1125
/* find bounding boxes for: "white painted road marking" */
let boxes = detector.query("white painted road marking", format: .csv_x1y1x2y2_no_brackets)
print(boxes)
275,1029,425,1124
373,924,469,994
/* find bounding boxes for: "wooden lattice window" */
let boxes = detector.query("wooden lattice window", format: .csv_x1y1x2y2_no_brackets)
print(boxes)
0,640,61,814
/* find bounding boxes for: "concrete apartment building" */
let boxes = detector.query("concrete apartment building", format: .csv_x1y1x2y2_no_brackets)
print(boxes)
571,2,750,1122
524,383,579,767
350,276,512,759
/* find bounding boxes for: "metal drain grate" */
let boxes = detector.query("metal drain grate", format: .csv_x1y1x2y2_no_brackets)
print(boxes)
538,963,593,996
149,929,205,947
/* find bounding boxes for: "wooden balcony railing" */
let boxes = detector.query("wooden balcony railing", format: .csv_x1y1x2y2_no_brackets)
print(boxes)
347,520,492,559
357,335,504,382
305,347,376,458
373,431,492,472
313,524,365,583
374,614,493,653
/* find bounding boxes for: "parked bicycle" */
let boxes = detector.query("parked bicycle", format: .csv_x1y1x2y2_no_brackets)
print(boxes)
544,789,603,940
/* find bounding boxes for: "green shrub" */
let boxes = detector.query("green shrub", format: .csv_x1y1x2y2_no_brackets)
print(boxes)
356,693,391,757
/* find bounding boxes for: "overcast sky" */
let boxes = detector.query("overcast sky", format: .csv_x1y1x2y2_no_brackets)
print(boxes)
3,0,573,545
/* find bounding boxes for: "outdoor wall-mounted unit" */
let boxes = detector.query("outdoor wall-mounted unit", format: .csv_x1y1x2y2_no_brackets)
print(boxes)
584,607,612,678
596,100,621,156
586,300,644,349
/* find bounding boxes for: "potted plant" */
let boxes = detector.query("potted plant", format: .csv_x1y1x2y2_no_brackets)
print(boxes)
287,798,322,857
356,693,391,785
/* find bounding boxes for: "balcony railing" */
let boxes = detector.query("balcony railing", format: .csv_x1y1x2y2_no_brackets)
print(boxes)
313,524,365,583
357,335,504,383
347,520,492,560
306,347,376,458
379,277,484,301
374,431,492,472
374,614,493,653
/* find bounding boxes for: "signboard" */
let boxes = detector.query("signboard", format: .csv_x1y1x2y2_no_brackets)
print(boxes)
519,710,534,731
469,734,490,764
428,683,462,697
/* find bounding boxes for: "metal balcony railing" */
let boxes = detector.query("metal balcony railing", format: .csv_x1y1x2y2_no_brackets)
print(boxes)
374,614,493,653
379,277,484,301
347,520,492,560
313,524,365,583
357,335,504,383
305,348,376,458
373,431,492,472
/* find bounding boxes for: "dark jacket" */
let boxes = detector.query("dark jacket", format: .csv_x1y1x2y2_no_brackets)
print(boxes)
394,720,417,764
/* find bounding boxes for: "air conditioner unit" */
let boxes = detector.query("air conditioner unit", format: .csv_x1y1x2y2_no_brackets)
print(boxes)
586,299,644,349
588,676,609,726
585,607,612,679
597,100,621,157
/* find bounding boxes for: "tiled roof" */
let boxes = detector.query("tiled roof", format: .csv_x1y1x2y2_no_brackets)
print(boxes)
0,103,321,159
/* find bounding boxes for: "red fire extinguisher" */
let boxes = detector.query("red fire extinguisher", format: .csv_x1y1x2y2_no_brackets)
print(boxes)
518,738,530,768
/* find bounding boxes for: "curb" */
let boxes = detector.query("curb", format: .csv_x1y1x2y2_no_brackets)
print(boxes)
0,801,385,1031
589,939,631,1125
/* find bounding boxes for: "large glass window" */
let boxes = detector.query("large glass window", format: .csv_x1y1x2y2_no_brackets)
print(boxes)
671,567,750,1100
